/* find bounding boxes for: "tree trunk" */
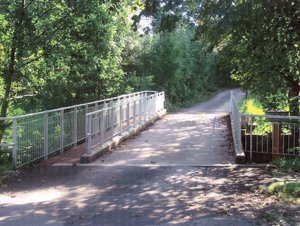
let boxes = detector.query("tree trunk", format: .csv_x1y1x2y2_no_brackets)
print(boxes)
288,84,300,116
0,0,25,142
0,47,16,141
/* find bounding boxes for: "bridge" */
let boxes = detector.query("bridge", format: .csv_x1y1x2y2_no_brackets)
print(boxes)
1,89,299,226
0,90,240,169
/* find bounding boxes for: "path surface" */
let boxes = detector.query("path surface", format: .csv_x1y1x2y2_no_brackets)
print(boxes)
0,89,298,226
93,89,239,166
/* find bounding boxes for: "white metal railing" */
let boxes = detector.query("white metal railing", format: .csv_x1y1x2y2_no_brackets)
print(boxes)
0,91,160,169
230,91,244,157
230,91,300,163
86,91,165,154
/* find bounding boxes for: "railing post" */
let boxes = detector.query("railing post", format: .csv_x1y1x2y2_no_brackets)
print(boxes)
148,96,151,120
100,109,105,145
43,112,49,160
12,118,17,170
111,106,114,138
85,104,88,139
86,114,92,154
133,100,136,126
73,106,78,146
60,109,64,155
163,92,165,110
144,95,147,123
139,98,142,124
230,91,233,114
250,116,253,163
120,100,123,133
127,101,130,130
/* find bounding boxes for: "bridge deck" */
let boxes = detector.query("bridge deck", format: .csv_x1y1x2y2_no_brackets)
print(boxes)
90,89,239,166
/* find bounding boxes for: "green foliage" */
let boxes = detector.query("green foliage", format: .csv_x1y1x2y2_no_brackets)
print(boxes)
267,181,300,204
197,0,300,115
123,27,219,105
0,148,12,172
272,157,300,173
240,97,265,115
0,0,135,115
268,157,300,203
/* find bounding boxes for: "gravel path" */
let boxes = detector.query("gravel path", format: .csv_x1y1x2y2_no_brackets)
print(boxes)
0,89,298,226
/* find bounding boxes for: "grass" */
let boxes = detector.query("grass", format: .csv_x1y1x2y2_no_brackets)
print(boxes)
0,152,12,173
267,157,300,204
267,181,300,204
272,157,300,173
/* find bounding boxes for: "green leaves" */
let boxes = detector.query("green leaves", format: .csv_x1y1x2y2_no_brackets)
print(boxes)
0,0,136,115
197,0,300,114
121,27,218,104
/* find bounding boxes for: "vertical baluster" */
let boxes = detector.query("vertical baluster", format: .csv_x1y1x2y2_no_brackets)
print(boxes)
87,114,92,154
250,116,253,163
12,118,17,169
44,112,49,160
111,106,114,139
100,109,105,145
139,98,142,124
60,109,64,155
282,123,285,155
120,100,123,133
74,107,77,146
133,100,136,126
127,100,130,130
293,124,296,155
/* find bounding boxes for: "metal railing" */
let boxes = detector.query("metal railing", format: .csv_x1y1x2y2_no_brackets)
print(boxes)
230,91,300,162
0,91,160,168
86,91,165,154
230,91,244,158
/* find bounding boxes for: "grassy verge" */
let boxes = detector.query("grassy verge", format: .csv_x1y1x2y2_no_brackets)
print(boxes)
0,152,12,173
267,157,300,204
272,157,300,173
267,181,300,204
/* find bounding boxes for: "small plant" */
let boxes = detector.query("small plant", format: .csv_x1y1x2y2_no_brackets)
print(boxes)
272,157,300,173
0,151,12,172
267,181,300,204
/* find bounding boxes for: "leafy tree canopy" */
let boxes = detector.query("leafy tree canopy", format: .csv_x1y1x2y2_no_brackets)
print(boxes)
196,0,300,115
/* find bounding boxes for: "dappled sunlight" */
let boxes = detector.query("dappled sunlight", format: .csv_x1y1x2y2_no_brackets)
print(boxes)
0,188,64,205
93,112,234,166
1,165,299,225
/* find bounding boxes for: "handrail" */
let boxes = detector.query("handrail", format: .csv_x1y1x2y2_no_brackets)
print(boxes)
2,91,155,120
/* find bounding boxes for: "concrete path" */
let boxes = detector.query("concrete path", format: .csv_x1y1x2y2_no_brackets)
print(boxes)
2,89,297,226
93,89,241,166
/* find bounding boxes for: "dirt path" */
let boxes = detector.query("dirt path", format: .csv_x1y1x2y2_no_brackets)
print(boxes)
0,89,298,226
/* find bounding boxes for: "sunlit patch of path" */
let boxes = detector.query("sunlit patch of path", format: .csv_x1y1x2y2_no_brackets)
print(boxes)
92,89,243,166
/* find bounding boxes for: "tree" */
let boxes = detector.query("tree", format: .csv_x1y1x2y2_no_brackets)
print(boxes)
121,27,218,104
0,0,135,140
132,0,200,33
197,0,300,115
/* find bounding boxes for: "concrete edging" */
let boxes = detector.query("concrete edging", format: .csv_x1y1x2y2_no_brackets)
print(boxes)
80,109,167,164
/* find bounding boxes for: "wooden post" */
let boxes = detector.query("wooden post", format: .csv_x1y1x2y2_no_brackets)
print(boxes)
272,123,281,161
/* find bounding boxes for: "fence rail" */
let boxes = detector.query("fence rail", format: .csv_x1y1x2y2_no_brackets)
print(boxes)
0,91,161,168
230,91,300,163
86,92,165,154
